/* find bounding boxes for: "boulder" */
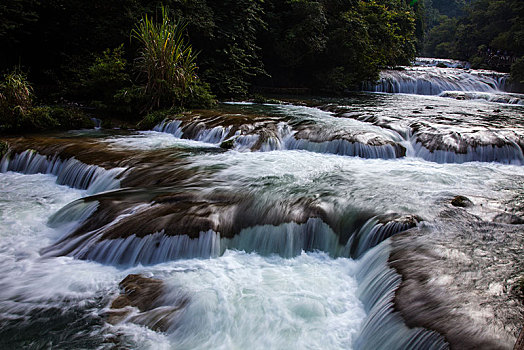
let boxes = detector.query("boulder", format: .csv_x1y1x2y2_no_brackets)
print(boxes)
451,195,473,208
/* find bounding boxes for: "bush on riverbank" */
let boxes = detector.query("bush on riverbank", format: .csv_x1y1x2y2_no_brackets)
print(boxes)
79,7,215,118
0,69,92,133
0,69,33,123
511,57,524,84
1,1,419,101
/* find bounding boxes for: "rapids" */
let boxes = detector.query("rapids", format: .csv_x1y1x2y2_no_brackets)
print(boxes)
0,59,523,349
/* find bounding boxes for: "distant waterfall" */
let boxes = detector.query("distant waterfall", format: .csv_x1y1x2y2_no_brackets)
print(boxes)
154,119,405,160
363,58,509,95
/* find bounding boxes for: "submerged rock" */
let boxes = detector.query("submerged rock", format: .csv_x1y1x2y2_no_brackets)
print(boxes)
451,195,473,208
106,274,188,332
111,274,164,311
493,213,524,225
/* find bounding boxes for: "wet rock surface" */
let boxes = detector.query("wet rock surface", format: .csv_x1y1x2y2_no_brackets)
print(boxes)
107,274,188,332
451,195,474,208
493,213,524,225
1,94,524,348
390,209,524,349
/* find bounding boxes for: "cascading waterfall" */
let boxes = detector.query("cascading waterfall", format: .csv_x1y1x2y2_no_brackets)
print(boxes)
411,140,524,165
353,242,449,350
363,58,508,95
363,68,507,95
42,208,418,266
1,72,523,349
153,119,405,159
153,117,524,165
1,150,125,194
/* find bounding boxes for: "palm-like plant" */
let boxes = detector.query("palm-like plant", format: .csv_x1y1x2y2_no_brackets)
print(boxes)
132,6,198,109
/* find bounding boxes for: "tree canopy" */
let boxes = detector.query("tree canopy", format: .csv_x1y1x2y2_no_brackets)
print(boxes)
0,0,418,101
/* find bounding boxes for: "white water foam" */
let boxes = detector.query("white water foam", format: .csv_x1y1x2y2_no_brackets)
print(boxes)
0,172,369,349
0,173,120,336
186,150,524,220
124,251,366,350
101,131,220,150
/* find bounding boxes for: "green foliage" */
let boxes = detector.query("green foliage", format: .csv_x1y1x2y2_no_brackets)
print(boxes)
0,69,32,112
0,68,91,132
184,82,216,109
191,0,266,97
0,140,8,158
1,0,420,101
0,69,33,130
422,0,523,79
261,0,416,91
511,57,524,84
423,16,458,58
40,106,92,130
84,45,131,113
132,6,198,109
137,108,184,130
1,104,92,133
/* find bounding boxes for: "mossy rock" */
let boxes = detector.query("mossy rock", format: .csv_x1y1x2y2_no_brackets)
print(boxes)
220,138,236,149
0,141,8,158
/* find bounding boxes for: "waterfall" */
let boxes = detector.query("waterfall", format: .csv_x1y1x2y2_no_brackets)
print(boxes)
153,119,184,138
411,141,524,165
353,241,449,350
363,58,509,95
153,119,405,160
42,211,419,266
0,150,124,194
284,138,401,159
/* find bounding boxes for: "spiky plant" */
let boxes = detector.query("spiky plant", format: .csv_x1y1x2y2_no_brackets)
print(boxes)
0,69,33,114
132,6,198,109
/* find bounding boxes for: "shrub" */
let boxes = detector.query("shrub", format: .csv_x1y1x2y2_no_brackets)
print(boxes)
84,45,132,113
22,106,60,130
132,6,215,110
0,69,33,129
132,6,197,109
22,106,92,131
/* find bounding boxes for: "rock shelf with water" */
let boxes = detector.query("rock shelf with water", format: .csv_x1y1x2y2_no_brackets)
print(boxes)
1,61,523,349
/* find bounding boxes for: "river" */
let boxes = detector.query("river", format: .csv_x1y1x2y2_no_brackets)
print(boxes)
0,59,523,349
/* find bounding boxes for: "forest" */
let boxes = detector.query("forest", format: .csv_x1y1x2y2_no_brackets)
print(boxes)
422,0,523,77
0,0,522,132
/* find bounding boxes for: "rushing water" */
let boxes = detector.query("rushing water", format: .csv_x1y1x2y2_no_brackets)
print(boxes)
1,59,523,349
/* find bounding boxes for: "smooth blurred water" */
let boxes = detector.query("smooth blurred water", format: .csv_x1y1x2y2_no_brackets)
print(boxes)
1,62,523,348
0,173,368,349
